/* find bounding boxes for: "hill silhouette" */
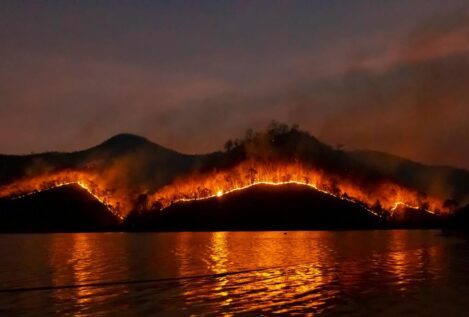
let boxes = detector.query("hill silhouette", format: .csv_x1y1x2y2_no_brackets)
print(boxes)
387,205,440,228
445,204,469,230
1,124,468,207
0,133,206,190
0,180,462,232
123,183,385,231
0,184,119,232
0,122,468,231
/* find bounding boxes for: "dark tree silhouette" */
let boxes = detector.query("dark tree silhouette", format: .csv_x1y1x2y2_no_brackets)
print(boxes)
134,193,149,213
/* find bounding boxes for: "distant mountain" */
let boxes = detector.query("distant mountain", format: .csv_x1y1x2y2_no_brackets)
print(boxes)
348,150,469,206
0,133,215,194
1,129,467,205
0,123,468,232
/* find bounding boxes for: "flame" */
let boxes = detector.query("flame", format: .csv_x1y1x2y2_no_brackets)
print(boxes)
0,170,126,219
0,160,447,220
150,160,447,215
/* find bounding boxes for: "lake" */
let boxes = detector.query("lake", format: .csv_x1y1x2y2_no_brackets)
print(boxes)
0,230,468,316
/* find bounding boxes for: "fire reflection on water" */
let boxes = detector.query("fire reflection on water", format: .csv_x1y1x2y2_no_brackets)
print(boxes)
48,234,131,315
0,231,448,316
384,230,443,292
49,234,99,312
172,230,444,315
208,232,231,308
175,232,341,314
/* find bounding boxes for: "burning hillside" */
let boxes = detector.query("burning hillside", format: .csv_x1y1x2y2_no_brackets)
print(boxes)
0,170,126,219
0,123,465,223
0,183,120,232
149,160,445,215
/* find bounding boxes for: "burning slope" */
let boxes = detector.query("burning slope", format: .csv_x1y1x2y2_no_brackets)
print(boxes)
0,170,127,219
149,160,446,215
127,182,384,231
0,124,460,222
0,160,446,222
0,183,120,232
0,133,201,218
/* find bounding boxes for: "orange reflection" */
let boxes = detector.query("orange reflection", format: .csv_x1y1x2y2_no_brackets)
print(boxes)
209,232,232,309
385,230,443,291
48,234,131,315
174,232,339,315
170,231,446,315
37,231,447,316
49,234,98,311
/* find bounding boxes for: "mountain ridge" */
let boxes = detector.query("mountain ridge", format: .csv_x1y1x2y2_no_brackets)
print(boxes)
0,123,469,230
0,124,468,220
1,132,467,175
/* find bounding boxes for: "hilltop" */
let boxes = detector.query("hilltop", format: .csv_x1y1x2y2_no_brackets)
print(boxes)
0,122,468,232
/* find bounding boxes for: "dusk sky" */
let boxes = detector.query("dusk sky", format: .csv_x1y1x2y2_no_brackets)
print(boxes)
1,0,468,168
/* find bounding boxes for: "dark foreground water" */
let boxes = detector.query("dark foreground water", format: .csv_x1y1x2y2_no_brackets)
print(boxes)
0,230,468,316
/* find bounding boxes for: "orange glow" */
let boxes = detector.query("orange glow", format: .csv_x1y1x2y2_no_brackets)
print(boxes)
0,170,127,219
150,160,447,216
0,160,447,219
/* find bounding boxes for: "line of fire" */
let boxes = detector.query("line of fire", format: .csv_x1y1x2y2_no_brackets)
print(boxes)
0,160,447,220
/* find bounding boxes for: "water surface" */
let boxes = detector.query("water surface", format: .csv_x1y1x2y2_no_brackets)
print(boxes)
0,230,468,316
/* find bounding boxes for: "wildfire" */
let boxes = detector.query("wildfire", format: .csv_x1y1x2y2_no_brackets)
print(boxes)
390,202,435,215
150,160,447,216
0,171,126,219
0,160,448,220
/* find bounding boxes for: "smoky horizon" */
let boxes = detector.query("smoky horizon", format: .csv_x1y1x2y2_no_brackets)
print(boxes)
0,1,468,169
